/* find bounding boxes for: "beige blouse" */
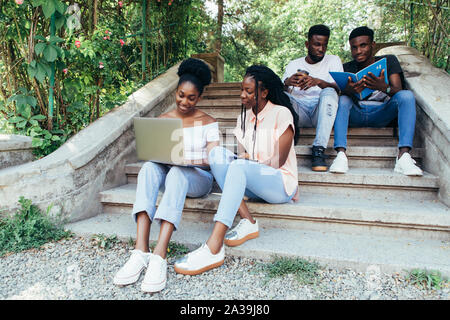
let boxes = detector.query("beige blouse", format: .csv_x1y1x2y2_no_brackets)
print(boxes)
233,101,298,196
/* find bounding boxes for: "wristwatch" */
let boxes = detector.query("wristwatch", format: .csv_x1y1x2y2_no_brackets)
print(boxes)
385,85,391,94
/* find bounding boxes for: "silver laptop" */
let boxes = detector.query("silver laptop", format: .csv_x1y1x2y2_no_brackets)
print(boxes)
133,117,208,168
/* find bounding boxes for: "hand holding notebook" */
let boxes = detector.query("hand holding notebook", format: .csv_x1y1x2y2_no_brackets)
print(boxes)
329,58,388,100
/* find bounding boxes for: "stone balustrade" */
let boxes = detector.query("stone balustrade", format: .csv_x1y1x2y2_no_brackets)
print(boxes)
0,134,34,169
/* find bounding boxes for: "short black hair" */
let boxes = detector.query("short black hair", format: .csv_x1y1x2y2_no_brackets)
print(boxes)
177,58,211,95
349,26,374,42
308,24,330,40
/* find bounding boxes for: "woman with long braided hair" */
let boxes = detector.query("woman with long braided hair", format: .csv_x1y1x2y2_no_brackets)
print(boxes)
174,65,300,276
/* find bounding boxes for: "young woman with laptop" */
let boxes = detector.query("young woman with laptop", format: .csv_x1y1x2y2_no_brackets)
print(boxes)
113,58,220,292
173,65,300,276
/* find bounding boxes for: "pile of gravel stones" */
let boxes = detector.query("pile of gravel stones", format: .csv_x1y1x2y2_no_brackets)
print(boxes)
0,236,448,300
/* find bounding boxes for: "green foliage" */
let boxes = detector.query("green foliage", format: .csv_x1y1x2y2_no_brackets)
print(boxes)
258,255,322,285
220,0,449,81
1,0,447,159
90,233,120,250
166,241,190,259
0,196,72,257
407,269,448,290
1,0,202,159
6,88,66,158
149,241,190,259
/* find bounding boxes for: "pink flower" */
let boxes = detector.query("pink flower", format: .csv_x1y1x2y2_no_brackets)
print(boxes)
118,1,123,8
103,36,108,40
120,39,125,46
99,62,104,69
75,40,81,48
15,0,24,5
63,68,68,74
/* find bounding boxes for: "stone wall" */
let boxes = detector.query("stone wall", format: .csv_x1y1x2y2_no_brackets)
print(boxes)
191,52,225,83
0,63,181,222
376,46,450,206
0,134,34,169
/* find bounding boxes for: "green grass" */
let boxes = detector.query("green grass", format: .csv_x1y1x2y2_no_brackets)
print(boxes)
407,269,448,290
149,241,190,259
0,197,72,256
90,233,120,250
258,255,322,285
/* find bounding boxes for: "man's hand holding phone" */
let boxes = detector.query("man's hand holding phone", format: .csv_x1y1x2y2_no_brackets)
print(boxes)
285,69,309,87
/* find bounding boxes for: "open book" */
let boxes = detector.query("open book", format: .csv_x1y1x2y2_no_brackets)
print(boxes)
329,58,388,100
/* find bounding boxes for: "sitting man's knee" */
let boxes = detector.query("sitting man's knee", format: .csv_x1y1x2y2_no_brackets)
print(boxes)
338,95,353,107
394,90,415,102
320,87,338,96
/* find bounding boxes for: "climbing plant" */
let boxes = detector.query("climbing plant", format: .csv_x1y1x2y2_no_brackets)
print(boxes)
0,0,213,158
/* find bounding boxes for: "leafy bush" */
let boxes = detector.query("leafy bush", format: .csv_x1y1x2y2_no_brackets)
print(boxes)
1,0,208,158
0,196,72,256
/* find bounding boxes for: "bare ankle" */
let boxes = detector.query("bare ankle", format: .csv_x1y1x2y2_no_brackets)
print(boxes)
206,240,222,255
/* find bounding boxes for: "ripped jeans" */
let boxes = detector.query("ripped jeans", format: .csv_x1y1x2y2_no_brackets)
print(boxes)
286,87,339,148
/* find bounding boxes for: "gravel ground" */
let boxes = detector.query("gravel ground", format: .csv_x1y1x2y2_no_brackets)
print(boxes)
0,236,448,300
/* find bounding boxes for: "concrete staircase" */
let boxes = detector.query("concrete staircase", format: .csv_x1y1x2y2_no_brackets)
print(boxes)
67,82,450,276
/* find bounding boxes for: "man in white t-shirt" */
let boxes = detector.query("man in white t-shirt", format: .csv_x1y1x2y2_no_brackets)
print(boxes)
282,24,343,171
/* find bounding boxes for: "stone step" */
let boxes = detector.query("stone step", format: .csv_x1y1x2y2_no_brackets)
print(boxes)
215,142,423,168
65,210,450,277
217,122,399,146
219,126,399,148
205,82,241,90
295,145,423,168
98,184,450,242
124,163,438,200
202,89,241,99
197,98,242,108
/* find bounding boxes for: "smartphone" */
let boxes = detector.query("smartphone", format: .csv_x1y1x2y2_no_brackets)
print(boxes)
297,69,309,75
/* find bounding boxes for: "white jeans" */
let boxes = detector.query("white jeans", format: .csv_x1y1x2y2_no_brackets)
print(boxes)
132,162,213,230
286,87,339,148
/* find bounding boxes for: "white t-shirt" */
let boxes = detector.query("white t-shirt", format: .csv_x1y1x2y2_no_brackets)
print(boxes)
183,122,220,160
282,54,343,99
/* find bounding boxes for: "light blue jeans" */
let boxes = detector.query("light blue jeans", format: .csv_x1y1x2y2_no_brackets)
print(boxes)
333,90,416,150
132,162,213,230
208,146,295,229
286,87,339,148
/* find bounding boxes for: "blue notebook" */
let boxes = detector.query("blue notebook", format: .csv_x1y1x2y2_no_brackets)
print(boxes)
329,58,388,100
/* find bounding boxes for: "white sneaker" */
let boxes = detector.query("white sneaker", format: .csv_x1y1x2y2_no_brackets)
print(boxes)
329,151,349,173
113,249,151,286
141,254,167,293
224,219,259,247
394,152,423,176
174,243,224,276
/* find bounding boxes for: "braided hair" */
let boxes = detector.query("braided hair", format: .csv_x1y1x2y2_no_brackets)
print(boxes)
241,65,300,152
177,58,212,95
